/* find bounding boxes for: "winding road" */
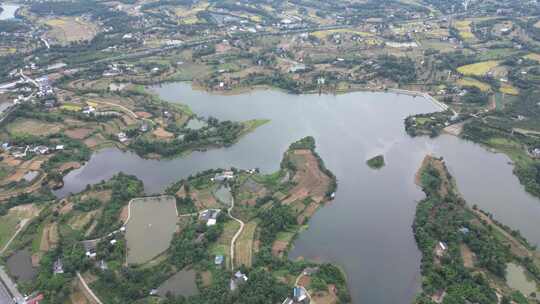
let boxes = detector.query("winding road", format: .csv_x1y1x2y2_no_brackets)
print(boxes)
77,272,103,304
228,197,244,270
0,219,29,255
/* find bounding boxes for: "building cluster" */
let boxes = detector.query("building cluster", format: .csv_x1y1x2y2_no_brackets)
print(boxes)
103,63,137,77
35,76,53,98
1,143,64,159
212,170,235,182
200,209,221,227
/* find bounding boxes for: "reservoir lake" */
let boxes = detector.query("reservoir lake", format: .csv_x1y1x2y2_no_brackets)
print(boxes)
55,83,540,303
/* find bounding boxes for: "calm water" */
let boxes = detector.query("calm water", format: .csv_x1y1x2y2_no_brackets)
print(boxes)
56,83,540,304
6,250,36,282
0,4,19,20
157,269,199,297
506,263,538,296
125,196,178,264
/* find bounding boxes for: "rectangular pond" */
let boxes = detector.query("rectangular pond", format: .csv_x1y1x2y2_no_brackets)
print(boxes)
125,196,178,264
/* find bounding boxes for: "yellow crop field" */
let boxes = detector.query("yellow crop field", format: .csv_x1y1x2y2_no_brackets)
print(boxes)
525,53,540,62
45,19,66,26
500,83,519,95
175,2,209,18
60,104,82,111
457,78,491,91
455,20,475,40
457,60,499,76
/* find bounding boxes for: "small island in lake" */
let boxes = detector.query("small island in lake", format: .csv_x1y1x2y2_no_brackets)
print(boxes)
366,155,385,169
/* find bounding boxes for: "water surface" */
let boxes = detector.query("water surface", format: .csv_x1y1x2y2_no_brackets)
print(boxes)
57,83,540,303
0,4,19,20
506,262,538,296
125,196,178,264
157,269,199,297
6,249,36,282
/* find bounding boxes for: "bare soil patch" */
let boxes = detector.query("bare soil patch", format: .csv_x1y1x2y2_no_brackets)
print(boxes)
2,154,21,167
119,205,129,223
297,201,319,225
10,204,40,218
81,190,112,203
271,240,288,257
153,127,174,139
283,149,331,205
460,244,475,268
191,189,220,210
58,162,81,172
59,201,74,215
176,185,187,198
135,111,153,119
39,222,59,251
65,128,94,140
6,118,62,136
84,134,107,149
200,271,212,287
44,17,99,45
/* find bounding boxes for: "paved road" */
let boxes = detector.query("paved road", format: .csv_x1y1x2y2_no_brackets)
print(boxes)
0,279,15,304
0,267,23,304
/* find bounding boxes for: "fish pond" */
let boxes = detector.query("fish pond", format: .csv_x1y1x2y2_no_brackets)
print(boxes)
125,196,178,264
157,269,199,298
6,249,36,282
506,262,539,296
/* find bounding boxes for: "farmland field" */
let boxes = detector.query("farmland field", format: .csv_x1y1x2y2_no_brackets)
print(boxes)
525,53,540,62
457,60,499,76
311,28,373,39
500,83,519,95
43,17,98,45
457,78,491,91
455,20,475,40
234,221,257,267
6,118,62,136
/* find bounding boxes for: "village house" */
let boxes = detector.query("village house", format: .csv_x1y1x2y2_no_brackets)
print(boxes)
82,105,95,115
25,293,44,304
282,286,310,304
117,132,128,143
32,145,49,155
213,170,234,182
11,146,29,158
435,241,448,257
458,227,470,235
214,255,224,266
230,271,248,291
531,148,540,158
200,209,220,226
53,258,64,274
82,239,98,259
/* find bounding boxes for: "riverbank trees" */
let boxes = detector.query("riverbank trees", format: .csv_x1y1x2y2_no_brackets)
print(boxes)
413,156,537,303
